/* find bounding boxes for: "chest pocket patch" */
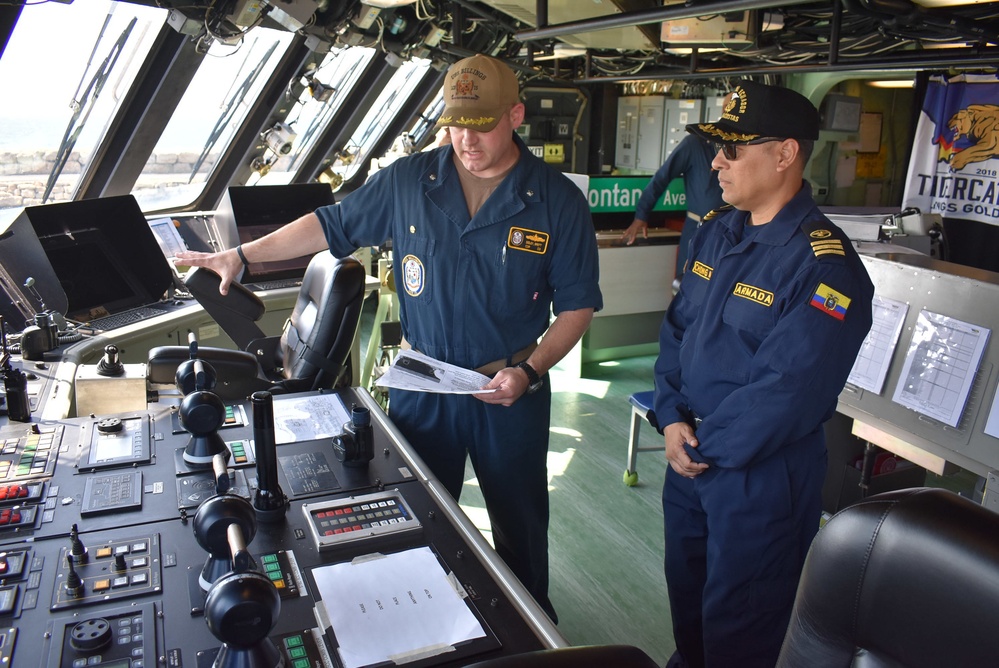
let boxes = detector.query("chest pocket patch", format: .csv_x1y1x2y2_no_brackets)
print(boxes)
732,282,774,307
723,281,776,337
508,227,549,254
402,254,426,297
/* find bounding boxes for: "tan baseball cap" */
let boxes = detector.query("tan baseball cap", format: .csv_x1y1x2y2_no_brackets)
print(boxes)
436,54,520,132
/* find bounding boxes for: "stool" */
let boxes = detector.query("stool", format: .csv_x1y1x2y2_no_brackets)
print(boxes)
624,390,661,486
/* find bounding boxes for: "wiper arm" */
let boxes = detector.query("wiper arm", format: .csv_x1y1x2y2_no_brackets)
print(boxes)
43,16,137,203
189,40,280,182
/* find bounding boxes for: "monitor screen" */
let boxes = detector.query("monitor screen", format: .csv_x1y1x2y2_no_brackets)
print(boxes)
41,228,149,321
0,207,68,329
23,195,174,321
214,184,335,285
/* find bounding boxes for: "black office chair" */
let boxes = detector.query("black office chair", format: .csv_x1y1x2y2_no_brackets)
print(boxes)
777,487,999,667
463,645,659,668
148,252,365,400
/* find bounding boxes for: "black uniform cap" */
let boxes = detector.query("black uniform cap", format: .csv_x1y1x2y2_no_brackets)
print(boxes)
686,80,819,143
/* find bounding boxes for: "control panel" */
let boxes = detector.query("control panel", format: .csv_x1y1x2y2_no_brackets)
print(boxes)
0,386,556,667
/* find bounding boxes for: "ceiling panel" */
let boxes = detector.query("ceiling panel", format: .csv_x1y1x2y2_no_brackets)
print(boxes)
488,0,657,50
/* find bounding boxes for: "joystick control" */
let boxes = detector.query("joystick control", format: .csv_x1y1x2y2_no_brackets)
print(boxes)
333,404,374,467
69,523,88,564
96,344,125,377
180,360,230,468
250,392,287,522
193,455,257,592
65,554,85,598
176,332,216,395
203,523,282,668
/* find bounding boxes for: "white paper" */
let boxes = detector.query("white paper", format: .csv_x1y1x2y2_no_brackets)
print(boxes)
892,309,990,428
313,547,486,668
375,350,495,394
271,393,352,444
984,386,999,440
847,294,909,394
147,217,188,259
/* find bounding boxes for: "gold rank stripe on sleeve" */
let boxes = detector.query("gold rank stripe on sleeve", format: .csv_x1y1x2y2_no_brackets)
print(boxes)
810,239,845,257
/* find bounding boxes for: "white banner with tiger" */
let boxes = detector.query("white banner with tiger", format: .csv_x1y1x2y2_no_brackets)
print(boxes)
903,73,999,226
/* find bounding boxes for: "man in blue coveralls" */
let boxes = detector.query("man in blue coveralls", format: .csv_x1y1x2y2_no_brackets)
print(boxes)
621,134,723,278
654,80,874,667
177,54,602,621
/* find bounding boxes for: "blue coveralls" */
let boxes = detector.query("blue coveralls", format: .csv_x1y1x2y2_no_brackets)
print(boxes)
653,184,874,667
315,134,602,618
634,134,723,273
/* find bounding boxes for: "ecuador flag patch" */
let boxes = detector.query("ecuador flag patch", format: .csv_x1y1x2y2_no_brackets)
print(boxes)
810,283,851,320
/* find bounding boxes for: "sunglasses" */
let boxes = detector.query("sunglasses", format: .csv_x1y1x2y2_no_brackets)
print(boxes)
714,137,787,160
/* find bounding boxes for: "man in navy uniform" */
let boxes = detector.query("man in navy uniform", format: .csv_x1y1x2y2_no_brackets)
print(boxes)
653,80,874,667
177,54,602,622
621,133,724,278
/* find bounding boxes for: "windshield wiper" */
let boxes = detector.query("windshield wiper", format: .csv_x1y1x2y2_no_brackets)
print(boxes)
189,39,280,182
43,15,136,203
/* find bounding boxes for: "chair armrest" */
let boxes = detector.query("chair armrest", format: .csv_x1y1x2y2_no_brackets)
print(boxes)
147,345,268,400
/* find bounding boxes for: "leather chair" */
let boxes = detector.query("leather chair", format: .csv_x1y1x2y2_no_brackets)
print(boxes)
148,252,365,400
463,645,659,668
777,487,999,667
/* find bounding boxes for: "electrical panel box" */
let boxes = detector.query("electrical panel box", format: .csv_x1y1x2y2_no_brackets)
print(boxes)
661,9,754,44
636,97,665,172
662,98,703,162
230,0,265,28
615,96,641,170
616,97,705,171
702,95,730,123
522,87,588,173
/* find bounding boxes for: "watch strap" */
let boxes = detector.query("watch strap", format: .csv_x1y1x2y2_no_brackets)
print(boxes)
516,360,542,391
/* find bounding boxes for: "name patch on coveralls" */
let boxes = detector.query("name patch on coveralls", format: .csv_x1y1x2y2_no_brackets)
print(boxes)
508,227,549,254
691,261,713,280
732,282,774,306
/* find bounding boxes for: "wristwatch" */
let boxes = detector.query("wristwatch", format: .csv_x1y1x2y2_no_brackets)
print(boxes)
516,361,543,394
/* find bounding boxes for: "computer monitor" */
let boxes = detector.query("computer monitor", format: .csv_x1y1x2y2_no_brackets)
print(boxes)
0,207,69,330
213,183,336,285
21,195,174,322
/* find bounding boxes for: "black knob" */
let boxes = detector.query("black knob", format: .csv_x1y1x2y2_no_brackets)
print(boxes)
96,418,123,434
69,618,112,652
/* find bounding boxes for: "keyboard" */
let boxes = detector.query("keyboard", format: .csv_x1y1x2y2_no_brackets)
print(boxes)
88,306,169,331
248,278,303,291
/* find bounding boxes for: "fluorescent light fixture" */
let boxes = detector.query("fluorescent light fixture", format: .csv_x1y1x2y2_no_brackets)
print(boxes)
361,0,418,7
664,46,725,55
524,44,588,61
912,1,992,7
867,79,915,88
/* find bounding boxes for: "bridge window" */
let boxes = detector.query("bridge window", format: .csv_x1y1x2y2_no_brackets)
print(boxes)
131,27,294,211
332,58,433,183
252,46,377,187
0,0,166,211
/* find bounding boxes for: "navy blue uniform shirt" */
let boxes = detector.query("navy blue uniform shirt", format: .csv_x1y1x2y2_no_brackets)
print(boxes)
634,134,723,224
653,183,874,469
316,133,603,371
